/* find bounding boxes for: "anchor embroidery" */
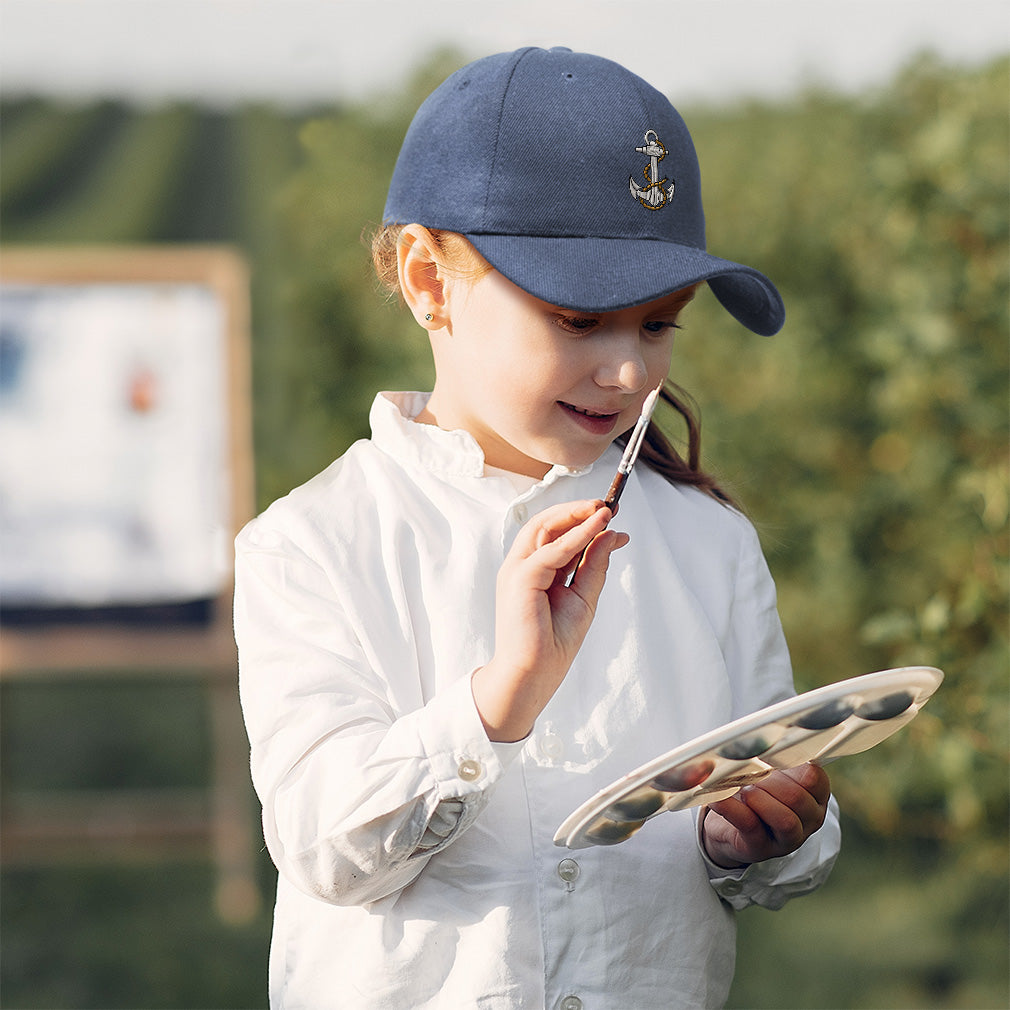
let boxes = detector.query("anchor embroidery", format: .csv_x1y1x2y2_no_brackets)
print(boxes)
629,130,676,210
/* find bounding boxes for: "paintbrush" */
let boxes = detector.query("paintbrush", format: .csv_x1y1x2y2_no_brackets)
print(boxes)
566,382,662,586
602,382,662,512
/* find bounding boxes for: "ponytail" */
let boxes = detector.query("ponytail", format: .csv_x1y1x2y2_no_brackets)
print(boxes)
619,383,739,510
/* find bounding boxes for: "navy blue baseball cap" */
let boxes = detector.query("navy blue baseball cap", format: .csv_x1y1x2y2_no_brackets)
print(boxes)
383,46,784,335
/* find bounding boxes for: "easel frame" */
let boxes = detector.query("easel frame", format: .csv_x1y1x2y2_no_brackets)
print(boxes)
0,245,260,923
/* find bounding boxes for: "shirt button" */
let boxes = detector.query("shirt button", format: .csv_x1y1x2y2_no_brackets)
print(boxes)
540,734,564,760
721,880,743,895
559,997,583,1010
557,858,581,884
457,759,482,782
514,503,529,523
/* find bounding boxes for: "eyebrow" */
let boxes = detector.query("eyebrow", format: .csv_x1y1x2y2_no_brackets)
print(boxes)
654,287,698,311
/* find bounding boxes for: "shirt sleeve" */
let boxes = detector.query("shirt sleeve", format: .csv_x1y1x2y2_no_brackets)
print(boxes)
234,521,520,907
695,796,841,910
696,515,842,909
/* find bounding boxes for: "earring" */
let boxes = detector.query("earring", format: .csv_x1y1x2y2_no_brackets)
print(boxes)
424,313,433,322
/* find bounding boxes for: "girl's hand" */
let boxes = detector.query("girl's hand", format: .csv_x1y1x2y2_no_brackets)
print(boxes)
471,499,629,742
700,763,831,868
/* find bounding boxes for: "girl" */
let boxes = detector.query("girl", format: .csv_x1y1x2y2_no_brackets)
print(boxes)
236,47,839,1010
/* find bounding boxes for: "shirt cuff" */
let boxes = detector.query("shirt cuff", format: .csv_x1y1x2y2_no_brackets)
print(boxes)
411,673,526,855
415,671,525,802
694,800,841,910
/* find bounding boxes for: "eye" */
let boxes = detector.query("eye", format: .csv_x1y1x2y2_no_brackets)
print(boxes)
553,314,601,334
642,320,682,336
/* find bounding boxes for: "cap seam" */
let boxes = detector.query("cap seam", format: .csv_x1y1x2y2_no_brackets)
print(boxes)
481,49,533,229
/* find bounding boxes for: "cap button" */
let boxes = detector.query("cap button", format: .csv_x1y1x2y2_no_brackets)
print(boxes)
548,46,573,53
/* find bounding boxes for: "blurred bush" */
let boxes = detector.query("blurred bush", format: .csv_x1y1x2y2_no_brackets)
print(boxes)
680,54,1008,854
273,45,1009,863
1,48,1007,1010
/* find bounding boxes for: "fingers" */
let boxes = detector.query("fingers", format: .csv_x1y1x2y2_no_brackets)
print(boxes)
480,502,628,743
737,767,827,835
704,764,831,865
565,528,630,604
742,766,829,828
507,501,615,589
782,762,832,806
512,500,609,555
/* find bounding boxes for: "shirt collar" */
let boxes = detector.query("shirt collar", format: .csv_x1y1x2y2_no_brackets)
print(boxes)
369,392,597,486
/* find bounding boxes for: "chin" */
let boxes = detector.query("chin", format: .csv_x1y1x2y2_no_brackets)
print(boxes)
551,446,611,472
515,436,611,477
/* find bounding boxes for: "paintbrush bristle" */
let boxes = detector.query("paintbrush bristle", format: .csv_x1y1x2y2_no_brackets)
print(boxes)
641,385,660,419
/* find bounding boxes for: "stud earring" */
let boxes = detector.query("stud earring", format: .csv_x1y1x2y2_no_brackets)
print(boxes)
424,313,433,322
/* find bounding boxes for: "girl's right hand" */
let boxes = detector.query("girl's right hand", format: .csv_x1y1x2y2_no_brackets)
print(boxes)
471,500,629,742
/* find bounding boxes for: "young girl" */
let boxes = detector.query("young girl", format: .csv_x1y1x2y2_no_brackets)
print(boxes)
236,47,840,1010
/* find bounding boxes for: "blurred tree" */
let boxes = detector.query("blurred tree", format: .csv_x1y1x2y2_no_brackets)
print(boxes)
274,67,1010,990
680,55,1009,1009
1,49,1006,1010
259,49,466,501
678,55,1008,854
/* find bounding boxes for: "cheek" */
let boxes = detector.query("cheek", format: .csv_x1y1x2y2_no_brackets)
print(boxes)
469,354,544,423
645,340,675,379
493,337,572,393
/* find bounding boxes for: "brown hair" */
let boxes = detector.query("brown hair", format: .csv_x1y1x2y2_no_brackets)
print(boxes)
368,224,738,508
626,385,738,508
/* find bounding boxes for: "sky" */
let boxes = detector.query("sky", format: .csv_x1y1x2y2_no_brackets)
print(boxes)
2,0,1008,108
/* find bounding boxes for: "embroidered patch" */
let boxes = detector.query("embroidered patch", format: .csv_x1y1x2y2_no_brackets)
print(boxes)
629,130,676,210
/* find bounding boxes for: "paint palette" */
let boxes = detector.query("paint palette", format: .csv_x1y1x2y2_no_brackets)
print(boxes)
554,666,943,850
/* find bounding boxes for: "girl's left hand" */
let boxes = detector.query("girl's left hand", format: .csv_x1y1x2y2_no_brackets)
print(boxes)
700,763,831,868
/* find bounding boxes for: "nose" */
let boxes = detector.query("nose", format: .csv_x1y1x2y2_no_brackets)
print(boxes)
593,330,648,393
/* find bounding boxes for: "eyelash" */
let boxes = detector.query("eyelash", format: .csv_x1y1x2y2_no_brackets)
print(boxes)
554,316,683,336
643,320,683,335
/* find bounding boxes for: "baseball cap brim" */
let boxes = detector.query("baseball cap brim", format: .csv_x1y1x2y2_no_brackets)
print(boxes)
465,234,785,336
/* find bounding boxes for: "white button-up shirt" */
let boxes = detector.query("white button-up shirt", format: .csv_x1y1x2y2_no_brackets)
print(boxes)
235,392,840,1010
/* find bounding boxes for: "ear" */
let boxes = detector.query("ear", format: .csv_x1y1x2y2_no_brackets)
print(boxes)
397,224,448,329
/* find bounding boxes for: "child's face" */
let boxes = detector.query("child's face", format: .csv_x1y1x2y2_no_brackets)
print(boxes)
426,269,694,478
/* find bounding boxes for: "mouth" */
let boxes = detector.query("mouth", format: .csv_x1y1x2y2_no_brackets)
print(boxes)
559,401,623,435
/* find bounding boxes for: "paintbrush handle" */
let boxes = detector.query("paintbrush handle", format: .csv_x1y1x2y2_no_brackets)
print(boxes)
603,471,628,511
564,383,662,586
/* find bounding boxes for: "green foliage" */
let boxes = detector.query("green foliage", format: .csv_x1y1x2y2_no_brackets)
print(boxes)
2,861,272,1009
256,52,466,501
676,55,1009,859
1,679,212,790
1,50,1006,1010
10,103,203,241
1,100,127,226
675,63,1010,1008
729,824,1010,1009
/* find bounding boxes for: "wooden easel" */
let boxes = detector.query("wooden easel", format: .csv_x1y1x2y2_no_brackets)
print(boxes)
0,246,260,923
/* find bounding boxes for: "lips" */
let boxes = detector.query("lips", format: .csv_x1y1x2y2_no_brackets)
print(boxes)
559,401,622,435
565,403,614,418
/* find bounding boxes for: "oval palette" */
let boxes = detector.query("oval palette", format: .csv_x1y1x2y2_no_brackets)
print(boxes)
553,666,943,850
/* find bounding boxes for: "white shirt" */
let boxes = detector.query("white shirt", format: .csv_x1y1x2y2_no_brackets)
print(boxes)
235,391,840,1010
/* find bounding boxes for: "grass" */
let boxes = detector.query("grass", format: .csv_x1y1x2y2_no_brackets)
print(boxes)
2,679,1007,1009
